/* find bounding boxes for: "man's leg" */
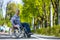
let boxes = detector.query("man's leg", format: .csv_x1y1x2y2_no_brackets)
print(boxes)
21,23,31,33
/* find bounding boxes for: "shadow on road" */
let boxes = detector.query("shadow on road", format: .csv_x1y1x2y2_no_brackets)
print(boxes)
0,37,37,39
0,34,37,39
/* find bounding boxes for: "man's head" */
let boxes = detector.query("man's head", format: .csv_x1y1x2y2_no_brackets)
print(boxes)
16,9,20,16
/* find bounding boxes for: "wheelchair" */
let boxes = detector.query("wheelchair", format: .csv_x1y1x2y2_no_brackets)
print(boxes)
9,23,32,38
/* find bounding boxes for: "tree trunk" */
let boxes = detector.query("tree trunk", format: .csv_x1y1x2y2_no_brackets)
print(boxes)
43,2,47,27
51,0,59,25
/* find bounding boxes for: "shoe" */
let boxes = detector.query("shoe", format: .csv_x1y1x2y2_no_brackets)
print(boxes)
28,33,33,35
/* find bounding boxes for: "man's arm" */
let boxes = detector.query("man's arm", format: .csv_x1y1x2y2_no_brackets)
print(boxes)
11,17,15,26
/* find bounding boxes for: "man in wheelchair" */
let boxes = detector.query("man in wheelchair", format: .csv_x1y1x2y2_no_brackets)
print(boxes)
11,9,32,38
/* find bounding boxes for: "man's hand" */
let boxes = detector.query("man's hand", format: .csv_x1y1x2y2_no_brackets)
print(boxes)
14,25,20,27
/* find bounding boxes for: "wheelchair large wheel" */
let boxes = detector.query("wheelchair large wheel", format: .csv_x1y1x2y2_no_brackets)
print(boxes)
14,27,22,38
9,27,22,38
23,27,31,38
14,29,20,38
23,32,31,38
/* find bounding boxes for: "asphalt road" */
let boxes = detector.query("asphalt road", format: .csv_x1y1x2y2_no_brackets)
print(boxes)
0,34,60,40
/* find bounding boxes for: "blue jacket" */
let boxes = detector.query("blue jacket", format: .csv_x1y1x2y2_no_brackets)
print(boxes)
11,14,21,26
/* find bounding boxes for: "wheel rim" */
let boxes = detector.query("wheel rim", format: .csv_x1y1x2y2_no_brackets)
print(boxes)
14,29,20,37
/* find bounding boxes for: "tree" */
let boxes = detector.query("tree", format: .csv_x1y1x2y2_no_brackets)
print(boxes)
51,0,59,25
6,2,17,27
6,2,17,20
22,0,59,30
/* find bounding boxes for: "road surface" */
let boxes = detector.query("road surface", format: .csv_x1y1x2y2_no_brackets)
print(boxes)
0,34,60,40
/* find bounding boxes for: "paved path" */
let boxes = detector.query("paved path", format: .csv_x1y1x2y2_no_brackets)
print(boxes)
0,34,60,40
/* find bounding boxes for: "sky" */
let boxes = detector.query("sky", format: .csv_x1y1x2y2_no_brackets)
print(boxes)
2,0,23,18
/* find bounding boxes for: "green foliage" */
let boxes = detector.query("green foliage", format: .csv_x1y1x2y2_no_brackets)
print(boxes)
0,0,59,29
6,3,17,27
7,21,12,27
22,0,52,28
35,25,60,37
51,25,60,37
6,3,17,19
0,14,5,25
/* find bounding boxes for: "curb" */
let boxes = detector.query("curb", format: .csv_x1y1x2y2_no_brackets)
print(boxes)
0,32,9,35
34,34,60,39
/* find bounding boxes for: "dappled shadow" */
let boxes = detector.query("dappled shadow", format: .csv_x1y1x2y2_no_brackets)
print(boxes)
0,37,37,39
0,34,37,39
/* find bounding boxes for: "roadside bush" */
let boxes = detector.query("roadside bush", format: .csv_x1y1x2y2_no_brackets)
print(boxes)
51,25,60,37
32,25,60,37
31,30,35,33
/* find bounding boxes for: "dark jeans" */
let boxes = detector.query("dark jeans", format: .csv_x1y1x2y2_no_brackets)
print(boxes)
21,23,31,33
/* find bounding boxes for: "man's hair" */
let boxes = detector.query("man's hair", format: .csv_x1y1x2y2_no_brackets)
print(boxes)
16,9,20,13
